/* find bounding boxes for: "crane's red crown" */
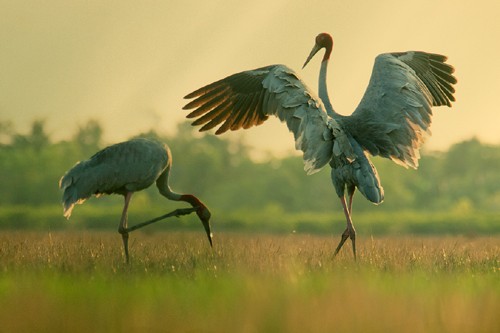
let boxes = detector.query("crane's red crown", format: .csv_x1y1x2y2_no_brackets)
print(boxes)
316,33,333,49
316,32,333,47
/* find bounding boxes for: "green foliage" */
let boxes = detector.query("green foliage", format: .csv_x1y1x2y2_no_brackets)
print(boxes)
2,204,499,236
72,119,103,156
0,119,499,233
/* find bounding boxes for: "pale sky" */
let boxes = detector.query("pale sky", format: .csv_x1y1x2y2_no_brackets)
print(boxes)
1,0,499,156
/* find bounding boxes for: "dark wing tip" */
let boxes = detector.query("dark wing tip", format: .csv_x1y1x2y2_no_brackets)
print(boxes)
184,87,206,100
214,127,228,135
428,53,447,62
183,68,274,135
395,51,457,107
183,100,199,111
184,78,228,100
432,55,457,107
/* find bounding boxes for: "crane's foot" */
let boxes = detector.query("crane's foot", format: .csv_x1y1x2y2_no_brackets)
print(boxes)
333,227,356,260
333,229,349,256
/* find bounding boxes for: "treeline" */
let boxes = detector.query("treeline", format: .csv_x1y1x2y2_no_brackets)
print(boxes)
0,119,499,216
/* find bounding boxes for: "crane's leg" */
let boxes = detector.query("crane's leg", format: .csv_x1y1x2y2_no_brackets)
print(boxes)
118,192,133,263
125,208,197,233
347,186,355,215
117,202,198,264
334,195,357,260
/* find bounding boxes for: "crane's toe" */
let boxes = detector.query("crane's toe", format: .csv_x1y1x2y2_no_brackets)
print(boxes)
334,226,356,260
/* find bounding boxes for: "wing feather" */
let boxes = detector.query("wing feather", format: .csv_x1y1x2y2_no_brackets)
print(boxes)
199,107,233,132
344,52,456,169
183,65,352,174
191,99,232,126
184,86,230,113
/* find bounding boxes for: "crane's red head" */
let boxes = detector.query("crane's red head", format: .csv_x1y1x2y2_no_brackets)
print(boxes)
181,194,213,247
303,33,334,69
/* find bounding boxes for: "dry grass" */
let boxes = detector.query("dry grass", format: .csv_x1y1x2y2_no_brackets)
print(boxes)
0,231,498,332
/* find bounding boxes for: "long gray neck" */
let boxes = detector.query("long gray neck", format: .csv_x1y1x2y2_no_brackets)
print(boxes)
318,60,336,118
156,166,183,201
156,167,202,208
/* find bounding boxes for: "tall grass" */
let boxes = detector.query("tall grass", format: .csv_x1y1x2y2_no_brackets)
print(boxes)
0,231,498,332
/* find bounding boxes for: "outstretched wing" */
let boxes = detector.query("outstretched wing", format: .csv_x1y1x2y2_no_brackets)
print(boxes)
183,65,354,174
344,52,456,169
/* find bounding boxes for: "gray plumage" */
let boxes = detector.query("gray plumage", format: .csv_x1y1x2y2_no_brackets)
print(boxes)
183,33,456,258
59,137,213,262
184,65,339,175
330,136,384,205
60,138,169,218
343,52,456,169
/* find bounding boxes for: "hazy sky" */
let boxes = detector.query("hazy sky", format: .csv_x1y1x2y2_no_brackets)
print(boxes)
1,0,499,156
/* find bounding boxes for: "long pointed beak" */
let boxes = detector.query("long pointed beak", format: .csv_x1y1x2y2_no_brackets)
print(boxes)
302,44,321,69
202,219,213,247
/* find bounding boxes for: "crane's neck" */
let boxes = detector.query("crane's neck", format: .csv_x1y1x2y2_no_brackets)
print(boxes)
318,59,336,117
156,166,202,208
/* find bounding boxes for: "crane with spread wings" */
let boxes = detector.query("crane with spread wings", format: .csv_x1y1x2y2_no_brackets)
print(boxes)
183,33,456,259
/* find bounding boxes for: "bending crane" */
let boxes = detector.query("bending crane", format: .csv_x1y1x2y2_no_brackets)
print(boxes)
59,138,213,262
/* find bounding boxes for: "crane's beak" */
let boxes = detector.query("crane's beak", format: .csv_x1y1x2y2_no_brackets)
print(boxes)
302,43,321,69
197,207,213,247
202,218,213,247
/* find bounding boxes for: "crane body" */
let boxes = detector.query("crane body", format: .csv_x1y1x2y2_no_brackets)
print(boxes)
59,137,213,262
183,33,456,259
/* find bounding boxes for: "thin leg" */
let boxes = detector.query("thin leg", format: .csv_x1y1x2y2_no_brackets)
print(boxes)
333,196,357,260
125,207,197,233
118,192,133,263
347,186,355,215
118,203,197,264
347,189,356,259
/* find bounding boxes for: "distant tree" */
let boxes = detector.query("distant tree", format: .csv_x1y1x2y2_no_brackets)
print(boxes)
0,117,498,215
31,120,50,151
11,120,50,152
440,138,500,210
72,120,103,155
0,120,14,145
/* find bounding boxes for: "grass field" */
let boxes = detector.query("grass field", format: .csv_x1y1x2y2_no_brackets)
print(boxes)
0,231,498,332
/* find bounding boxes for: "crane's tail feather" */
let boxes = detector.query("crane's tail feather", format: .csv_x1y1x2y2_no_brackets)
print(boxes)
59,161,98,219
61,187,87,219
347,138,384,205
355,161,384,205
